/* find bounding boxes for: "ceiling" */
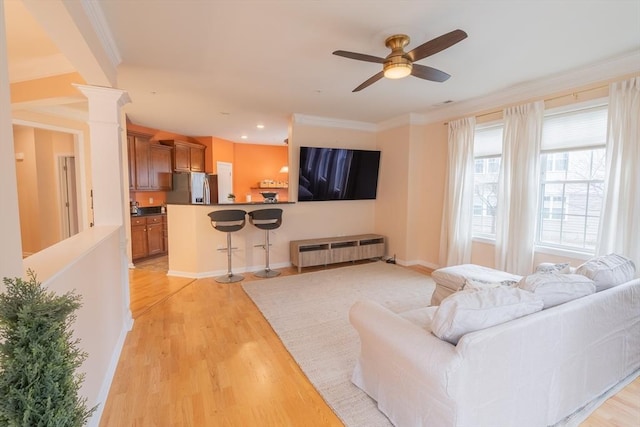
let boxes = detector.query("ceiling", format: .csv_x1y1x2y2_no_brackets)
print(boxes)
5,1,640,145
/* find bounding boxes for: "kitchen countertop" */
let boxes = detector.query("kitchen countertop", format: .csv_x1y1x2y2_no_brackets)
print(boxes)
166,202,295,206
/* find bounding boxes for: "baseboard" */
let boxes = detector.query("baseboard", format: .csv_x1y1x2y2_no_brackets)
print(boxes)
87,317,132,427
404,260,440,271
168,261,293,279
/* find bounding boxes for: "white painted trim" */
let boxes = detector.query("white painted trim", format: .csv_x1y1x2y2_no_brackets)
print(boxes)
168,261,293,279
404,259,440,270
86,321,130,427
377,112,428,131
81,0,122,68
419,50,640,125
292,113,377,132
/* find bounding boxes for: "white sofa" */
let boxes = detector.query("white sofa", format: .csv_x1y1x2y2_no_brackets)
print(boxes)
349,278,640,427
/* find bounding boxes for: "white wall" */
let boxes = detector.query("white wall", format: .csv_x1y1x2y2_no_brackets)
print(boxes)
23,227,129,426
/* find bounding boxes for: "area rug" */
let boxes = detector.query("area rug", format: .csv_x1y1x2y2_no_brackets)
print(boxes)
242,261,634,426
242,261,435,426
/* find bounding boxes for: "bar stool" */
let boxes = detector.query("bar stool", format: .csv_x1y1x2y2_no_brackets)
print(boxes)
248,208,283,278
208,209,247,283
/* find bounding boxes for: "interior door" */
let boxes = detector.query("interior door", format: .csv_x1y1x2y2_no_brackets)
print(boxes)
217,161,233,203
58,156,79,238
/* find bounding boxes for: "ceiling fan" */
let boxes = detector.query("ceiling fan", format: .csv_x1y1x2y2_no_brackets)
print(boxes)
333,29,468,92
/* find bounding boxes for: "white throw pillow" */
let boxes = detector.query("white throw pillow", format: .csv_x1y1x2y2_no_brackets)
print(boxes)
431,287,544,345
575,253,636,291
535,262,571,274
517,273,596,309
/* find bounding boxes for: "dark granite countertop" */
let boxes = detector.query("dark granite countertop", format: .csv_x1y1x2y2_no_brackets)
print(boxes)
131,206,165,216
165,202,295,206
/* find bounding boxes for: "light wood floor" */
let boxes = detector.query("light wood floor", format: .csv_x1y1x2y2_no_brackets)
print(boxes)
99,259,640,426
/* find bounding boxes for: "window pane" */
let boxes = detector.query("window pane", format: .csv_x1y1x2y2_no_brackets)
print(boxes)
473,155,501,237
538,149,605,252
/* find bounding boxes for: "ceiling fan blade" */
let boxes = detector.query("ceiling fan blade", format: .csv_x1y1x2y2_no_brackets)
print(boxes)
353,71,385,92
411,64,451,82
407,29,468,62
333,50,385,64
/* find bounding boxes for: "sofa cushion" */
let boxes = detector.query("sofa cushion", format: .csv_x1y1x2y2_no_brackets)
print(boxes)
431,287,544,345
517,273,596,308
535,262,571,274
575,253,636,291
431,264,522,292
461,278,519,290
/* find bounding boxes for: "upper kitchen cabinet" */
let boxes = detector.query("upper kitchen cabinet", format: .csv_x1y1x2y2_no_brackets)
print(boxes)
160,140,206,172
128,132,173,191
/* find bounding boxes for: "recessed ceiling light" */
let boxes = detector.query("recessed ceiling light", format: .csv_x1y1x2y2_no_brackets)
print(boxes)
241,135,248,139
256,124,265,129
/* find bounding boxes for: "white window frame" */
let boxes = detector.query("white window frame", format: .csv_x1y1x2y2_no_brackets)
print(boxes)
535,101,608,254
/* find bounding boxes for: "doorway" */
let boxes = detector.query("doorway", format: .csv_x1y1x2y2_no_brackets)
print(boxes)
58,156,79,238
217,161,233,203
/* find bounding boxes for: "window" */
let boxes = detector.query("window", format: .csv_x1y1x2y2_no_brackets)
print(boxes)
473,124,503,238
537,104,608,252
545,153,568,172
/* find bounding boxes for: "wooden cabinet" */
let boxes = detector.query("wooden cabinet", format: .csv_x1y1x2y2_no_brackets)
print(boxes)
150,145,173,190
131,217,149,260
128,132,173,191
290,234,385,273
146,215,165,256
160,140,206,172
131,215,167,261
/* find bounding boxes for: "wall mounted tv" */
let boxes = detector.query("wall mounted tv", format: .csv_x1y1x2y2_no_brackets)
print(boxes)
298,146,381,201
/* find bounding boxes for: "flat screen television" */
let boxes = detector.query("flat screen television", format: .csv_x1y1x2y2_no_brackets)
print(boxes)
298,146,381,201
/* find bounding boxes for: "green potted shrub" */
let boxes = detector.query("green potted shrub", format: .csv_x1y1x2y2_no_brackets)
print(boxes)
0,270,96,426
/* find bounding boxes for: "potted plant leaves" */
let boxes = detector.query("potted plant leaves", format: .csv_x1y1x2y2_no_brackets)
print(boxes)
0,270,96,426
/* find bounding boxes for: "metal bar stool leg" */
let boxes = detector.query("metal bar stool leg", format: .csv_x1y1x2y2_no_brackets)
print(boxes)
254,229,280,278
216,231,244,283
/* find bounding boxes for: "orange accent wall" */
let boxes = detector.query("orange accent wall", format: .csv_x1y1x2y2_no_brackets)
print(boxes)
127,122,290,204
234,144,288,202
211,137,235,174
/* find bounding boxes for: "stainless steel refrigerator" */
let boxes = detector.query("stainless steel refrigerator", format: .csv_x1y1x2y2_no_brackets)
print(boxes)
167,172,218,204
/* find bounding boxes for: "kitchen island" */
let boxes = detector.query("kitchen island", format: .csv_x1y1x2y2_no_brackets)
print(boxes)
165,198,383,278
166,202,296,277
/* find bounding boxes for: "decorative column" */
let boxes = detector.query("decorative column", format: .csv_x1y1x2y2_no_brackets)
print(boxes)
75,85,133,328
74,85,131,226
0,3,24,280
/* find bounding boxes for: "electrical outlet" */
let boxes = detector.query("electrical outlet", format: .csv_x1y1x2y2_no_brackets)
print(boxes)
149,197,154,204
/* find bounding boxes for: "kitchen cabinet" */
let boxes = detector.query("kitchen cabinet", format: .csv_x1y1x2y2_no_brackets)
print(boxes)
160,140,206,172
128,132,173,191
134,136,151,190
150,145,173,190
131,217,149,260
131,215,167,261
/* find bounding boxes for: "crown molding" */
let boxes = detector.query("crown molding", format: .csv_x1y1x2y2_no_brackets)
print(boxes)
419,50,640,124
377,112,428,132
81,0,122,68
293,52,639,134
292,114,376,132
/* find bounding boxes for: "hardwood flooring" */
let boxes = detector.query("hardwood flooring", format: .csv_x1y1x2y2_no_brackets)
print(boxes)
99,260,640,426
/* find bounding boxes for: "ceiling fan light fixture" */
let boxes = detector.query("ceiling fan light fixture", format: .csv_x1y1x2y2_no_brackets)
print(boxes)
384,63,412,79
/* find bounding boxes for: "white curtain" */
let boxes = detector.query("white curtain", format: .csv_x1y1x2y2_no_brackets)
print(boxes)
495,101,544,275
597,77,640,272
439,117,476,266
